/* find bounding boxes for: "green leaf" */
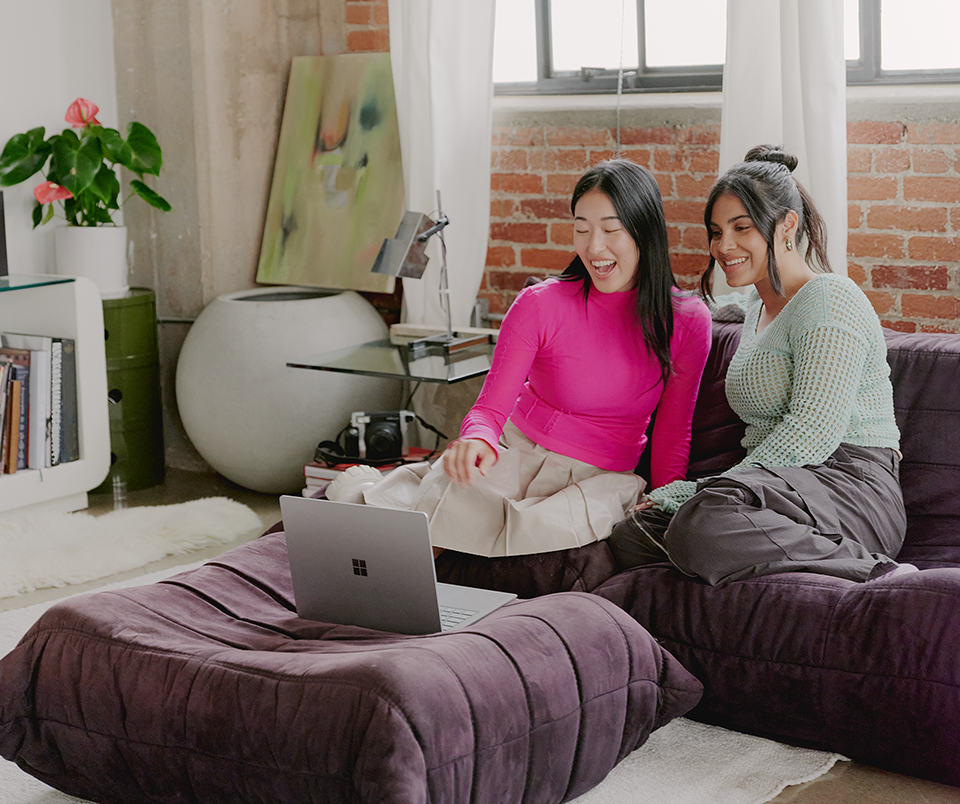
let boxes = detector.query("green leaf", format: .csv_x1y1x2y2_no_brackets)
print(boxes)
89,164,121,208
54,128,80,148
52,134,102,196
0,127,51,187
126,122,162,176
63,197,79,226
32,201,43,228
98,127,132,167
40,203,55,225
130,179,172,212
88,205,115,225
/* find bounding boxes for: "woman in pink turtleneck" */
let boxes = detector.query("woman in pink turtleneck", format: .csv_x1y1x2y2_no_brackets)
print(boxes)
364,159,713,557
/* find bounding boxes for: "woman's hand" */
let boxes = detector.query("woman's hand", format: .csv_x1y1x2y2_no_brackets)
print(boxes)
643,479,698,516
442,438,497,488
628,495,655,514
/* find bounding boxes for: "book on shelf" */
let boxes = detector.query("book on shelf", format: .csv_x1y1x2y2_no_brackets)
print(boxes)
28,346,51,469
47,338,77,465
0,362,9,473
0,349,31,471
58,339,79,464
50,340,62,466
7,365,29,471
0,359,25,474
3,376,21,474
2,333,51,468
0,332,78,468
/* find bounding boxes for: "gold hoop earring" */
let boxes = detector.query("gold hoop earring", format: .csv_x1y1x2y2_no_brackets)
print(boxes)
785,239,794,251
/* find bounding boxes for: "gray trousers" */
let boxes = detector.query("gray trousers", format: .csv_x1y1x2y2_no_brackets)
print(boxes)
612,444,907,585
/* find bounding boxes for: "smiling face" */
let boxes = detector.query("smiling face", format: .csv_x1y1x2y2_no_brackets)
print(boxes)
707,193,773,290
573,189,641,294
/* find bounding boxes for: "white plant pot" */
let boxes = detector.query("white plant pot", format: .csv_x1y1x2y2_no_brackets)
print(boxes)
54,225,129,296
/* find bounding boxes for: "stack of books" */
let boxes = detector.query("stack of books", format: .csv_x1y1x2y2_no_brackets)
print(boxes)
303,447,433,497
0,333,78,474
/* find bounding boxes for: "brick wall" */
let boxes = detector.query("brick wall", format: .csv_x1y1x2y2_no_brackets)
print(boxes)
846,121,960,332
487,120,960,333
485,124,721,317
344,0,390,52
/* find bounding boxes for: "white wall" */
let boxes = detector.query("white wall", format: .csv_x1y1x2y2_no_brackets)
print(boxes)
0,1,118,276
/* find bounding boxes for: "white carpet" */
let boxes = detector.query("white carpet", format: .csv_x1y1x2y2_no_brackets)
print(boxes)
0,498,264,598
0,562,847,804
570,720,845,804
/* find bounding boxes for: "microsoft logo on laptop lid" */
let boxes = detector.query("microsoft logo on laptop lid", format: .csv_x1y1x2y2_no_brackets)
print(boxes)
352,558,368,577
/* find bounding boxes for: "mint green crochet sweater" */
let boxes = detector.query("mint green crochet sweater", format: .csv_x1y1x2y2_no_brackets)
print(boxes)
648,273,901,514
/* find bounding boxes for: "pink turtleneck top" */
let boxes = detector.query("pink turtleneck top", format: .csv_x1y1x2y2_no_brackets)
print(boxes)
460,277,713,486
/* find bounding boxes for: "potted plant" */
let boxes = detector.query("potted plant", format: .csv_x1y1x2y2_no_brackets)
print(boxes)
0,97,171,293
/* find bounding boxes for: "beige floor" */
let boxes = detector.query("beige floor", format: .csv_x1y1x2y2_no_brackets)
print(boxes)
5,468,959,804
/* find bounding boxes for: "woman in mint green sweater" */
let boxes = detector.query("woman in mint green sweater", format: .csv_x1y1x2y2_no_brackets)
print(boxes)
608,145,911,584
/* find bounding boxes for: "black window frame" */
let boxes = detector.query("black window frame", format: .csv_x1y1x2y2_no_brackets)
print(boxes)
494,0,960,96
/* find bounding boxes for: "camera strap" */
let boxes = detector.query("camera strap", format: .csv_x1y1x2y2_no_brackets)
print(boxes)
313,444,414,468
414,414,447,453
314,435,401,468
314,415,449,468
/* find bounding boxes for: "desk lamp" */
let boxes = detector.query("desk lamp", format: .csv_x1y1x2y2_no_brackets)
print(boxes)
372,190,489,355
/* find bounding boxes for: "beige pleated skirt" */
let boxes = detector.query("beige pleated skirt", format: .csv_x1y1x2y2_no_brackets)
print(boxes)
362,421,645,557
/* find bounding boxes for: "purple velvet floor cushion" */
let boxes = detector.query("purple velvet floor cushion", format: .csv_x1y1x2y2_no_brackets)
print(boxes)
0,531,702,804
595,565,960,787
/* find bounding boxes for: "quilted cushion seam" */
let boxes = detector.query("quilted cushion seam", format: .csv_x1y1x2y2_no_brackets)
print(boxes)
0,682,666,776
656,637,960,688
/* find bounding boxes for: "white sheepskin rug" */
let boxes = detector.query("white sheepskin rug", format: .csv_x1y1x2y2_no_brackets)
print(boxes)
0,498,265,599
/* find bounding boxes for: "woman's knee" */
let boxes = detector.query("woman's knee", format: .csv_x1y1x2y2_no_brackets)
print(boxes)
663,484,757,581
607,509,671,569
662,503,710,576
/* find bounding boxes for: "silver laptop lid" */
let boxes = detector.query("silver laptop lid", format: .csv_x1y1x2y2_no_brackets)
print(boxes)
282,496,443,634
280,495,516,635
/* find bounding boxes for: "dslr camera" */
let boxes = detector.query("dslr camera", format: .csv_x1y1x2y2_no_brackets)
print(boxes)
344,410,417,461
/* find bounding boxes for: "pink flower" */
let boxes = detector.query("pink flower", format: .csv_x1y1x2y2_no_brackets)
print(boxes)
64,98,101,128
34,182,73,204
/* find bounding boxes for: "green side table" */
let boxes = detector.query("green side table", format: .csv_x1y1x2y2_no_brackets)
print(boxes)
92,288,165,493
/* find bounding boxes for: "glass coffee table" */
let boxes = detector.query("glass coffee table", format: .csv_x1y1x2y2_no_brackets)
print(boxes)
287,335,496,384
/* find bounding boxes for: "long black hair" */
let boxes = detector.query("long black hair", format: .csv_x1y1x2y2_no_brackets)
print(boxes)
700,144,831,300
561,158,678,383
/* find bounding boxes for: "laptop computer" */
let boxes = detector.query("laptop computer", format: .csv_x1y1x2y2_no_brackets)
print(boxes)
280,495,517,634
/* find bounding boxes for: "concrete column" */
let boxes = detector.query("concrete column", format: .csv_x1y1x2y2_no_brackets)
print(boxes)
111,0,346,469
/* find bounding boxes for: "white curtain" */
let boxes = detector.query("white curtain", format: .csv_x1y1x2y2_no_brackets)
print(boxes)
388,0,496,329
716,0,847,292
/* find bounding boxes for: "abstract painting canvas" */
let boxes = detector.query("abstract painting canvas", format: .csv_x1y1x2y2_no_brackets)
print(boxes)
257,54,404,293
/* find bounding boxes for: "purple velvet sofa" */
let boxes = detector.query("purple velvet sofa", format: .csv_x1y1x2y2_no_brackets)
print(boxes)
441,320,960,788
594,321,960,787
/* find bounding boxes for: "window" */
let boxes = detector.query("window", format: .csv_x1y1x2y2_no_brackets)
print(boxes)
493,0,960,94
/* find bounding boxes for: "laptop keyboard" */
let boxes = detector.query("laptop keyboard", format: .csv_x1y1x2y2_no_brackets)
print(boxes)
439,605,478,631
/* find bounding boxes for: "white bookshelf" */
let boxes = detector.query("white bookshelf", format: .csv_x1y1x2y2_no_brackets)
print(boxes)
0,275,110,515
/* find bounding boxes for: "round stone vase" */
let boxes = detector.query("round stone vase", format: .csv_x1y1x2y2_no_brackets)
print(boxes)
54,225,129,296
175,287,402,494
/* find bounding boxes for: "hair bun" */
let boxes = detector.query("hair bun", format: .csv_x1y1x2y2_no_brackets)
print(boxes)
743,144,798,173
